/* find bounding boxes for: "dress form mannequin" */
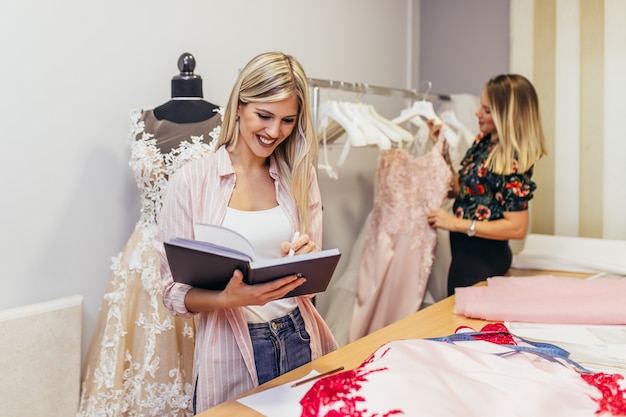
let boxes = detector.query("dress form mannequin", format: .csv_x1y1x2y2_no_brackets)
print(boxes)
153,52,220,123
78,54,222,417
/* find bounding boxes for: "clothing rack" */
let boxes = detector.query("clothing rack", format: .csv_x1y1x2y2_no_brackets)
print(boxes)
307,77,450,126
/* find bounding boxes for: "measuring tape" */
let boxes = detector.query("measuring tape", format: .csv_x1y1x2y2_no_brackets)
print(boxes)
426,331,594,374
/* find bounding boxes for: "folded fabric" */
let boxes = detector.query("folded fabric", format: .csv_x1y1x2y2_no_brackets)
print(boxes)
454,275,626,324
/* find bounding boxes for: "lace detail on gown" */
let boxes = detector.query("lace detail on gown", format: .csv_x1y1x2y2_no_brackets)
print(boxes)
77,108,222,417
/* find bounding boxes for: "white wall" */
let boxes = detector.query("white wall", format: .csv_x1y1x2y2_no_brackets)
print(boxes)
0,0,414,360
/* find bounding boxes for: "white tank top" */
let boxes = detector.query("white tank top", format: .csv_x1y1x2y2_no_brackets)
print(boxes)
222,206,298,323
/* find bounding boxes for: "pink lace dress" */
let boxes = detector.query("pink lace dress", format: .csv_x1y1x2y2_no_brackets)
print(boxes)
349,140,452,342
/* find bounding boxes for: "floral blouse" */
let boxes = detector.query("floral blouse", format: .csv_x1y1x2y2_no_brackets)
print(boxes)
453,133,536,221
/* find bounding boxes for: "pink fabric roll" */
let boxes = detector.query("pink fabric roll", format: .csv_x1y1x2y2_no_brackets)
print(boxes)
454,275,626,324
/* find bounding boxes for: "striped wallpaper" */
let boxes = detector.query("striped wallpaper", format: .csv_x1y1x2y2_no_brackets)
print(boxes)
510,0,626,240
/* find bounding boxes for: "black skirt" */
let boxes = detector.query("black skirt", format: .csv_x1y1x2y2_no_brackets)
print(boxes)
447,232,512,296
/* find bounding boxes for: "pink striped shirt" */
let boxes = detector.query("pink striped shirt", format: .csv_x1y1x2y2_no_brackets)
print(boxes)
155,145,337,411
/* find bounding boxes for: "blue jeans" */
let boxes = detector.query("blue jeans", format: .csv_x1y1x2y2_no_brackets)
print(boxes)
248,307,312,385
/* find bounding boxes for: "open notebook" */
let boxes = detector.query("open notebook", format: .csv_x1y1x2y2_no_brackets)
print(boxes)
164,223,341,298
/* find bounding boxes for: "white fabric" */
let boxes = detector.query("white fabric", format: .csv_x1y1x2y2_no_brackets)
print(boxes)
506,321,626,375
512,233,626,275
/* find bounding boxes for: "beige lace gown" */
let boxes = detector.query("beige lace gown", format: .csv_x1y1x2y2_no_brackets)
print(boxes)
78,108,221,417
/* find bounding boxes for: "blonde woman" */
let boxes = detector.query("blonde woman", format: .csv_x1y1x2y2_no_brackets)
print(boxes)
427,74,548,296
155,51,337,413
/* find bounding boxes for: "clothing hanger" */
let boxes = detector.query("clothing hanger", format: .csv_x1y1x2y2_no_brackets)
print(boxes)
339,101,391,149
316,80,440,178
318,85,372,179
359,102,414,144
316,82,342,179
318,125,340,180
315,80,345,144
391,81,443,126
339,83,388,148
350,83,399,148
320,83,395,150
350,82,415,148
319,119,346,145
319,100,367,147
440,110,466,133
391,81,464,149
434,110,464,148
392,106,428,128
317,83,398,178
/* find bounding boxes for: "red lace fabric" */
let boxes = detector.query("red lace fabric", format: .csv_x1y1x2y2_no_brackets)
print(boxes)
300,347,401,417
456,322,517,345
581,373,626,415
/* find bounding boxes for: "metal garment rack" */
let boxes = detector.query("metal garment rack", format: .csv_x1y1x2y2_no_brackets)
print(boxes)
307,77,450,126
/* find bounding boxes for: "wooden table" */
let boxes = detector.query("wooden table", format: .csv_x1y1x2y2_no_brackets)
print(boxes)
197,269,592,416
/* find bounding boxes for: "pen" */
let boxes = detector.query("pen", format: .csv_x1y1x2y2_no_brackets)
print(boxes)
290,366,345,387
288,231,300,257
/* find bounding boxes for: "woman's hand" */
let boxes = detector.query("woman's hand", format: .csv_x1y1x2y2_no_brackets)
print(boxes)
280,232,318,257
185,269,306,313
427,208,458,232
184,233,319,313
428,117,453,165
220,270,306,307
426,118,443,143
447,171,460,198
427,210,530,241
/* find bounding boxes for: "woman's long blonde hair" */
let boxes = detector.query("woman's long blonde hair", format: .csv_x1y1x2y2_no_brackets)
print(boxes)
217,52,318,232
485,74,548,174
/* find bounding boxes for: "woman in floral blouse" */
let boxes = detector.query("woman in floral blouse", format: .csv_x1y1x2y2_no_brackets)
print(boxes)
427,74,547,296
